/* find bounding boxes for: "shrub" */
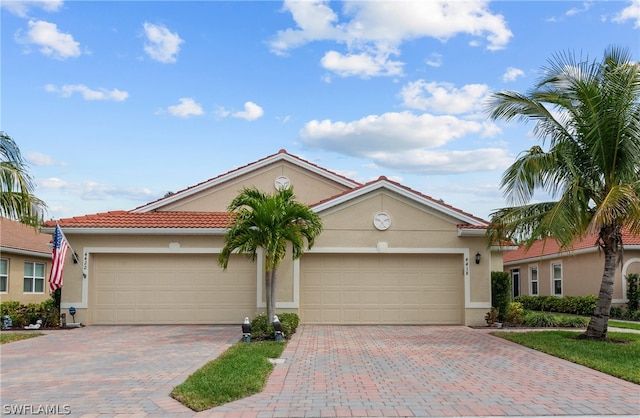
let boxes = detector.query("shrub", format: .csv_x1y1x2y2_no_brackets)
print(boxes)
514,295,596,316
505,302,525,326
523,311,559,327
626,273,639,312
0,298,59,328
491,271,511,321
249,313,300,341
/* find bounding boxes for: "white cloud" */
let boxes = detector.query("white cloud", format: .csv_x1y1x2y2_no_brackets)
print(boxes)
37,177,155,202
566,2,592,16
400,80,491,115
425,52,443,68
26,152,64,166
269,1,512,78
166,98,204,118
17,20,80,59
45,84,128,101
612,0,640,27
232,101,264,121
1,0,63,18
301,111,489,154
142,22,183,63
369,148,513,174
320,50,403,78
502,67,525,82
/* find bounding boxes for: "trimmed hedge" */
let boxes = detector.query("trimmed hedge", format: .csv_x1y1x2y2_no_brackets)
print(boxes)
491,271,511,322
249,313,299,341
0,298,60,328
514,295,597,317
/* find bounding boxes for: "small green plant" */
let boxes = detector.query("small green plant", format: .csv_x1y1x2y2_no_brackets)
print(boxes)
485,307,499,325
505,302,525,326
249,313,299,341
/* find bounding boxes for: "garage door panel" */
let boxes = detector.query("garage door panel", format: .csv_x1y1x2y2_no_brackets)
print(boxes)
301,254,463,324
92,254,256,324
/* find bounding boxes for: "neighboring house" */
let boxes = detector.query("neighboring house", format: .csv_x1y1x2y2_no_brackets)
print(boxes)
503,231,640,305
42,150,510,326
0,217,53,304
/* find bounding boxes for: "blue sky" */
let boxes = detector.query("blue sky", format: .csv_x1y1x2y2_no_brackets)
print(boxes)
2,0,638,221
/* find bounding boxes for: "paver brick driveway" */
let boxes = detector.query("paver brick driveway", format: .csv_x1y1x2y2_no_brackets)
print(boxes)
0,325,638,417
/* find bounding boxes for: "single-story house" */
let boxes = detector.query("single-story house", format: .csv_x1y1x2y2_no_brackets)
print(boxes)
1,217,53,304
503,231,640,305
43,150,510,326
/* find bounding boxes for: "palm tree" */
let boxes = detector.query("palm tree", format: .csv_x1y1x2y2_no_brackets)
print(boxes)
485,46,640,340
218,186,323,322
1,132,46,226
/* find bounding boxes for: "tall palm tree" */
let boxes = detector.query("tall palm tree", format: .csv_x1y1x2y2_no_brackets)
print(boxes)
485,46,640,340
218,186,323,322
0,132,46,226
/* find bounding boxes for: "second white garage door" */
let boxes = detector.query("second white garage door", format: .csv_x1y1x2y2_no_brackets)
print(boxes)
92,253,256,324
301,253,463,324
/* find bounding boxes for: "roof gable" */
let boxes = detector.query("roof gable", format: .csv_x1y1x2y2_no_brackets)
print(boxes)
133,149,360,213
313,176,488,227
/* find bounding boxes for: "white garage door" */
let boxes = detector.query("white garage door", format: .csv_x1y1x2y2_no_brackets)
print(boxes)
301,253,463,324
92,254,256,324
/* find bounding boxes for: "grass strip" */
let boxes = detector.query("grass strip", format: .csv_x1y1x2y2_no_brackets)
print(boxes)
609,320,640,331
171,341,285,412
493,330,640,384
0,332,43,344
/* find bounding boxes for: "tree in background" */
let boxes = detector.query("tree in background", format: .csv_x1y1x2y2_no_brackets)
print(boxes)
0,132,46,226
218,186,323,322
485,46,640,340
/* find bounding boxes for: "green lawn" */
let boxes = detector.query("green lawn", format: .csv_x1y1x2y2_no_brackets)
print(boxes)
493,330,640,384
171,341,285,412
609,320,640,331
0,332,43,344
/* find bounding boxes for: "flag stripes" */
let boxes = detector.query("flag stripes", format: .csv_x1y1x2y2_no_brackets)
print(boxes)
49,224,70,292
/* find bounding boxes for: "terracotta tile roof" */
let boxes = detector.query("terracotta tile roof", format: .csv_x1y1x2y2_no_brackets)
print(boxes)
0,217,51,254
134,149,362,212
312,175,488,226
43,211,233,229
503,229,640,263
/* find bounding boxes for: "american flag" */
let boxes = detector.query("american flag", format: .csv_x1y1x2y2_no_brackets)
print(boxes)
49,224,70,292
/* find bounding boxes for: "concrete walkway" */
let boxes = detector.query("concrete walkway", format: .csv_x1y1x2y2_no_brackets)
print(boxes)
0,325,638,417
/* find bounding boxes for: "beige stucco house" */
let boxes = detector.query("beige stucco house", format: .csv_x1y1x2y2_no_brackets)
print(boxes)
503,231,640,305
42,150,508,326
1,217,53,304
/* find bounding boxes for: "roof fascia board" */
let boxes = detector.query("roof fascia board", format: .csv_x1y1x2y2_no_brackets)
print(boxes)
40,227,228,235
457,228,487,237
315,180,486,226
0,247,50,257
134,153,359,213
504,244,640,266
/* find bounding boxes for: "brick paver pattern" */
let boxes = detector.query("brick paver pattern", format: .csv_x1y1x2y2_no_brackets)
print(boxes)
0,325,638,417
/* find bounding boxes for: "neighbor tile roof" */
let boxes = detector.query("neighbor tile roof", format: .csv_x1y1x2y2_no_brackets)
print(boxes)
1,217,52,254
503,229,640,263
43,211,233,229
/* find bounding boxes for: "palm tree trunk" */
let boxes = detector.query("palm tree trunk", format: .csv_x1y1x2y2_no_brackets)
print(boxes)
265,269,274,322
270,269,278,321
583,227,619,340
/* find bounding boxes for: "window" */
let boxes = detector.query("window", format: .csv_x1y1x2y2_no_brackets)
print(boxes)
530,265,538,296
24,262,45,293
510,268,520,298
552,263,562,296
0,259,7,293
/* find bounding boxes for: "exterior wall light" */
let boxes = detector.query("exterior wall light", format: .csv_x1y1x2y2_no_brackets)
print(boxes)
475,252,481,264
